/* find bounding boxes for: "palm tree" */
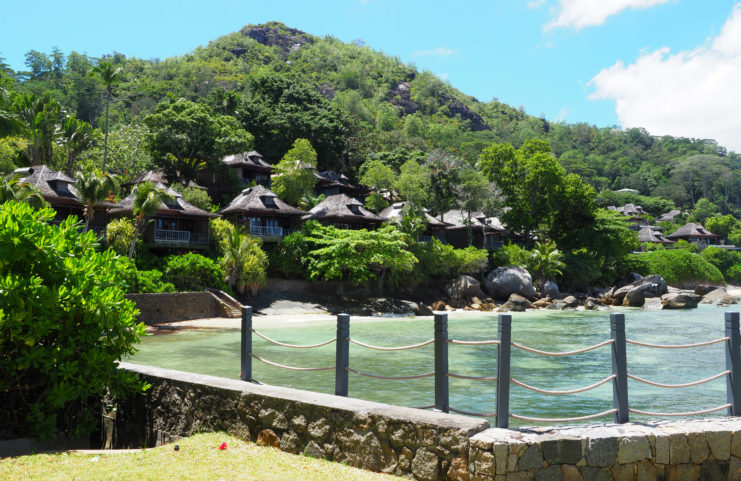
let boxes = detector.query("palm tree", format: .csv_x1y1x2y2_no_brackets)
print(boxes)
0,84,25,137
219,226,267,297
62,115,99,175
74,169,120,232
89,60,123,172
0,174,46,209
128,182,172,259
530,241,566,287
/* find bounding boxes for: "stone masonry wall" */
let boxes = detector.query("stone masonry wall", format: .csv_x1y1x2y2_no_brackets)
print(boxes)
125,292,226,325
117,363,741,480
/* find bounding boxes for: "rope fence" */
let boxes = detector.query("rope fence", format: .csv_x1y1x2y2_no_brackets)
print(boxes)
238,306,741,428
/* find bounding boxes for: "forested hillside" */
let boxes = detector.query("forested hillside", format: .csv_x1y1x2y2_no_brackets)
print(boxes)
2,21,740,213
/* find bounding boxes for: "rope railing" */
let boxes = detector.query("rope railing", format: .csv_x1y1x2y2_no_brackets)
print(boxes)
511,375,616,396
251,329,337,349
510,409,618,423
414,404,436,410
629,404,732,417
511,339,614,357
446,339,500,346
249,353,335,372
345,366,435,380
448,406,498,417
625,337,729,349
447,373,498,381
347,337,435,351
628,371,730,389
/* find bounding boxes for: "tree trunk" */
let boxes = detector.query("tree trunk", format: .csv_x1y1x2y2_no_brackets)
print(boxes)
84,206,92,232
128,223,141,260
103,93,110,172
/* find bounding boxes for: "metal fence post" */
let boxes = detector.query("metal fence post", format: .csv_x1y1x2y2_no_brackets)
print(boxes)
240,305,252,382
610,313,629,424
335,314,350,397
434,312,449,413
496,314,512,428
725,312,741,416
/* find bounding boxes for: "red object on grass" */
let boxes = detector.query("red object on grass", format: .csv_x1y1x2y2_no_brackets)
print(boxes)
218,442,227,450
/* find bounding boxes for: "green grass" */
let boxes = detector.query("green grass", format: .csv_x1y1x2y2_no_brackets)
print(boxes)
0,432,404,481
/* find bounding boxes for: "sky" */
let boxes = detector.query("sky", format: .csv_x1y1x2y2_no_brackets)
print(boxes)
2,0,741,151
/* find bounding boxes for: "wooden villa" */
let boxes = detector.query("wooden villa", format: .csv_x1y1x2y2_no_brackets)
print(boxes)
222,150,274,188
638,226,675,245
440,209,507,250
219,185,306,242
303,193,384,229
109,182,218,250
314,171,367,199
665,222,720,249
378,202,450,243
16,165,117,236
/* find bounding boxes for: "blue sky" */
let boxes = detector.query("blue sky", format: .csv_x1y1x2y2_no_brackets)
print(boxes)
2,0,741,150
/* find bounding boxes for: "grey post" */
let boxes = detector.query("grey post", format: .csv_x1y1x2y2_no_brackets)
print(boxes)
240,305,253,382
434,312,449,413
496,314,512,428
610,313,629,424
725,312,741,415
335,314,350,397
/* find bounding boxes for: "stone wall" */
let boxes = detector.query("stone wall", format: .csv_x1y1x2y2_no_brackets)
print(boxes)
125,292,233,325
117,362,741,480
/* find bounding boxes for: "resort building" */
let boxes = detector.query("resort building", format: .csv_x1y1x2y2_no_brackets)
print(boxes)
314,171,367,199
378,202,450,243
638,226,675,246
303,193,384,229
109,182,218,250
219,185,306,242
16,165,116,236
656,209,683,223
221,150,274,188
440,209,508,250
665,222,720,249
130,170,207,191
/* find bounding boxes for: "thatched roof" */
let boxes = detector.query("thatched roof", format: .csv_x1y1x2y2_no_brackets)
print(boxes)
132,170,207,190
379,202,449,227
638,226,675,244
440,209,507,232
222,150,273,172
219,185,306,216
303,193,384,223
19,165,118,209
608,203,648,217
665,222,720,240
110,182,218,219
657,209,682,222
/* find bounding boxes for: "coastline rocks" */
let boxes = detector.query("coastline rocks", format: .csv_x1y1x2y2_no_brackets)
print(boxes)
562,295,579,308
483,266,536,300
661,292,702,309
445,275,485,304
546,302,569,310
606,275,668,306
700,288,739,306
542,281,560,299
498,294,531,312
584,297,601,310
415,303,434,316
696,284,722,296
431,301,446,311
531,298,551,309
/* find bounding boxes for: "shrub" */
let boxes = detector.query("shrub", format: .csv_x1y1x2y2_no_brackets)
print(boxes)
267,231,310,279
163,252,227,291
218,227,268,297
490,242,531,270
121,267,176,293
209,217,235,255
106,218,135,256
627,249,724,288
727,264,741,284
673,239,700,253
172,184,215,212
0,201,147,439
701,246,741,280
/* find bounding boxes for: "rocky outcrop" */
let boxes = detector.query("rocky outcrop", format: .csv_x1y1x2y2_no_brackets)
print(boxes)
700,288,739,306
542,281,560,299
438,94,491,132
584,297,602,310
389,82,418,115
605,275,667,307
498,294,531,312
696,284,722,296
662,292,702,309
242,24,314,57
484,266,536,300
445,275,486,304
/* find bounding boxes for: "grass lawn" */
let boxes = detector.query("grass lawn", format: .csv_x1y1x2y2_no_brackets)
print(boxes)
0,432,404,481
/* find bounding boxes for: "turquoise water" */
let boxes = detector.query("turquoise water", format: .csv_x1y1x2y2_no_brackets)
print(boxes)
130,305,737,425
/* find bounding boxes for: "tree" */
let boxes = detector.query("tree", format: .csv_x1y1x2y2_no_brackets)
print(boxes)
14,93,63,164
218,226,268,297
689,198,718,225
272,138,318,205
530,241,565,287
455,167,492,246
0,174,46,209
128,182,173,259
705,214,739,240
426,150,460,219
0,75,25,137
74,168,120,231
359,158,395,212
0,201,146,438
395,159,429,216
61,115,99,175
144,98,253,185
89,60,123,171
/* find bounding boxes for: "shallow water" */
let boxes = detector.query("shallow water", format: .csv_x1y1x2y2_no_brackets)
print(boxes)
130,304,738,426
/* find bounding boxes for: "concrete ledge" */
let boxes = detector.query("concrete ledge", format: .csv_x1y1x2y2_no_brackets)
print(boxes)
125,292,223,325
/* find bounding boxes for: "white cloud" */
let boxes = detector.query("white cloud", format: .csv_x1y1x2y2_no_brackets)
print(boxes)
589,4,741,152
546,0,673,30
412,47,454,58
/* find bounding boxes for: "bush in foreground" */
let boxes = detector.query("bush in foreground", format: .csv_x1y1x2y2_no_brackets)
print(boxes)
164,252,227,291
0,201,147,439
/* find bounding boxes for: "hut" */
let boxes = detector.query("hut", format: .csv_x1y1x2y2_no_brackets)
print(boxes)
440,209,508,250
314,171,367,199
16,165,117,236
638,226,675,245
657,209,682,223
379,202,450,243
221,150,274,188
219,185,306,242
109,182,218,250
303,193,384,229
665,222,720,249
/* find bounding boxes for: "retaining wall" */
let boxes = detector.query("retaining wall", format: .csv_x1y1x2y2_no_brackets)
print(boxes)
117,362,741,480
125,291,235,325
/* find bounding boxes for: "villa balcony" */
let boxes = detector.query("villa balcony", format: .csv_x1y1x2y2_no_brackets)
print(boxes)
153,229,209,248
417,235,447,244
250,225,284,239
